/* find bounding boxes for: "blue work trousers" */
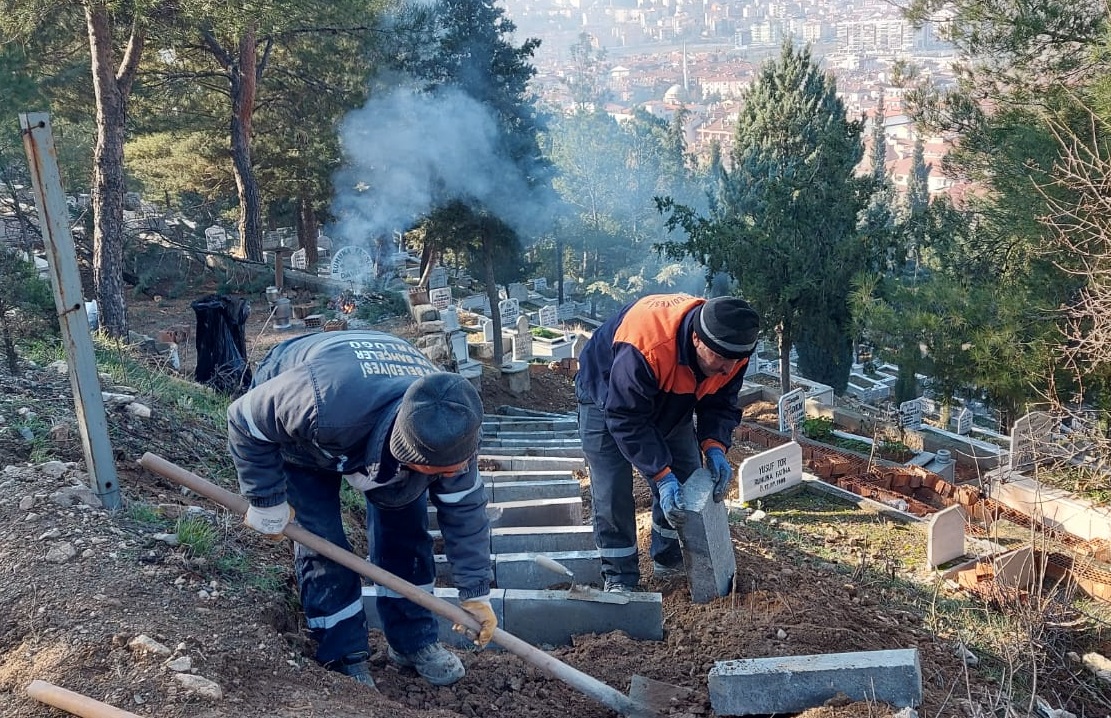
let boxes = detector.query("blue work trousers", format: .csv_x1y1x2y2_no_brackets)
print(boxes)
576,401,701,587
284,464,437,665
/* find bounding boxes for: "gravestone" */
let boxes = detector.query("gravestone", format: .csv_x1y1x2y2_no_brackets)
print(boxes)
777,388,805,432
557,302,576,322
508,282,529,303
498,298,520,328
532,277,548,292
429,287,452,311
450,333,470,366
460,294,490,314
428,265,449,290
571,333,587,359
926,504,966,569
330,245,375,284
512,315,533,361
538,304,559,328
899,398,923,430
480,317,494,342
1010,411,1054,472
738,442,803,503
441,305,460,332
955,408,973,436
204,225,228,252
290,247,307,270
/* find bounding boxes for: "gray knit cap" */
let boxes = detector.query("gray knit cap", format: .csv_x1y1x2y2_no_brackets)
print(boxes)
694,297,760,359
389,373,484,467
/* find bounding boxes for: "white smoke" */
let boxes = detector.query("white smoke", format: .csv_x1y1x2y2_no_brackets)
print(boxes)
330,85,548,254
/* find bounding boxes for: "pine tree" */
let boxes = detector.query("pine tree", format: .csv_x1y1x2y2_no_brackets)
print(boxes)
660,42,869,393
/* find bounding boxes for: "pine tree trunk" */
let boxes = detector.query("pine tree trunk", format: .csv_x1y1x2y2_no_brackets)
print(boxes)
229,26,262,262
300,193,318,273
86,4,143,340
778,320,792,395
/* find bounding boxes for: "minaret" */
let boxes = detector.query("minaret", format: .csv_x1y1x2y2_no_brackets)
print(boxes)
682,41,689,92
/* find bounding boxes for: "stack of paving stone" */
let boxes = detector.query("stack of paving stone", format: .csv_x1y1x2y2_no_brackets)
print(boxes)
362,405,664,647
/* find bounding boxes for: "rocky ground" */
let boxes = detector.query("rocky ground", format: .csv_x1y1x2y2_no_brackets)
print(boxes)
0,288,1105,718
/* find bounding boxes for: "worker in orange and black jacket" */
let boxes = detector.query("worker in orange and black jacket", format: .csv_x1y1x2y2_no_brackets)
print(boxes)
575,294,761,593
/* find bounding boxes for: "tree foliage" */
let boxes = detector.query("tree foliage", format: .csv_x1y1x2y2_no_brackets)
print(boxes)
660,41,870,393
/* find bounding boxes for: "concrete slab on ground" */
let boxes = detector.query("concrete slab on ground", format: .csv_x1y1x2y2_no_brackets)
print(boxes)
708,648,923,715
479,455,585,472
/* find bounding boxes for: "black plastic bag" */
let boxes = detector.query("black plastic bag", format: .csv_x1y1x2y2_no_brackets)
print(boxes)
192,294,252,394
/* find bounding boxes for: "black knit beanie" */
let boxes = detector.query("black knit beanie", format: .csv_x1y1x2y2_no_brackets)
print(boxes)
389,373,484,467
693,297,761,359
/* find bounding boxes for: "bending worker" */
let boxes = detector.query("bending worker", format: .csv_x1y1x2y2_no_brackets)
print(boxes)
575,294,760,593
227,330,497,690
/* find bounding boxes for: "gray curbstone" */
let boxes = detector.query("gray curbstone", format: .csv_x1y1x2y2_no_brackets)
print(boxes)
679,468,736,603
708,648,923,715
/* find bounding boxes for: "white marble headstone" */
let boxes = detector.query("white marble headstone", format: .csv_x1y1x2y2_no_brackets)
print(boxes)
738,442,803,502
777,388,805,432
926,504,966,569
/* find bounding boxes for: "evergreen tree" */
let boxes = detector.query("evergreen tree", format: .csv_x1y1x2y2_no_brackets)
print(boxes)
660,42,870,393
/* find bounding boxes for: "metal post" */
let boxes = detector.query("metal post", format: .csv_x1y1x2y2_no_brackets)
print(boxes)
20,112,121,510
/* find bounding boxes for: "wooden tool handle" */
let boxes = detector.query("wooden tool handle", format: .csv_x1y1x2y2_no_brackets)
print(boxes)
533,554,574,578
26,680,142,718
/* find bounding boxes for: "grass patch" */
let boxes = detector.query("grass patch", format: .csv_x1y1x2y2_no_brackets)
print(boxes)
126,501,167,526
176,515,219,558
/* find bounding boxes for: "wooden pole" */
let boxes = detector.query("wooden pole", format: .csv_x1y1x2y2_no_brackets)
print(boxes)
26,680,142,718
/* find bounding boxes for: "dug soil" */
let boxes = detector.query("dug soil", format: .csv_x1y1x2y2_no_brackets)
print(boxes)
0,288,1096,718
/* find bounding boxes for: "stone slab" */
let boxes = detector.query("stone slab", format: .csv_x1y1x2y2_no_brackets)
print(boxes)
479,446,584,458
482,470,577,483
481,420,579,433
490,525,597,554
494,550,602,589
502,589,663,645
430,496,583,530
482,438,583,448
679,468,736,603
708,648,923,715
478,455,585,472
489,479,581,503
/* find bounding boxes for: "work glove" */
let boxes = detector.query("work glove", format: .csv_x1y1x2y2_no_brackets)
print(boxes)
453,596,497,649
705,446,733,503
657,472,687,528
244,501,294,541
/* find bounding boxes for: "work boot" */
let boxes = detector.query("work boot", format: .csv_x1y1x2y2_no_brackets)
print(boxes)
652,560,683,580
388,642,465,686
328,651,377,690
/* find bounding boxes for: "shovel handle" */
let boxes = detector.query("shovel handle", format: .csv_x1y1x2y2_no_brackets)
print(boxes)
26,680,142,718
138,452,660,718
534,554,574,578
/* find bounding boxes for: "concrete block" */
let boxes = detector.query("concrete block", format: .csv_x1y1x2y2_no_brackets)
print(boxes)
479,446,584,458
494,550,602,589
502,589,663,645
679,469,736,603
483,430,580,440
708,648,923,715
361,586,507,650
490,479,581,503
491,525,597,554
481,420,578,433
482,470,577,483
483,438,583,449
428,496,583,530
479,455,585,472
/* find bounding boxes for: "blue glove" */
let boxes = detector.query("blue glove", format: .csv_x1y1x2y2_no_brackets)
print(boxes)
705,447,733,503
657,472,687,528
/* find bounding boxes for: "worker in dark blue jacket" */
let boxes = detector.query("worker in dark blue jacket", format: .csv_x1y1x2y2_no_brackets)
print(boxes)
227,331,496,690
575,295,760,593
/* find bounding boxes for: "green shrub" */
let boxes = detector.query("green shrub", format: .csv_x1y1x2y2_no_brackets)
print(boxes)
176,515,219,557
0,250,58,374
801,416,833,441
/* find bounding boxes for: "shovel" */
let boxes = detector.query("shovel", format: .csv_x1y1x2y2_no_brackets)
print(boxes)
534,555,630,605
138,452,665,718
